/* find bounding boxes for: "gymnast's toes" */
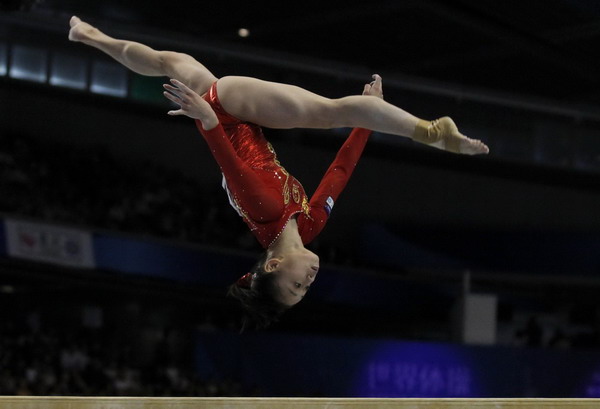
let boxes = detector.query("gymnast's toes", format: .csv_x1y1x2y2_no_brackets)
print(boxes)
68,16,94,42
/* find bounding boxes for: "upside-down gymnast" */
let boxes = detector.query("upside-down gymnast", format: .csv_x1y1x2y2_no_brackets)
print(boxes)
68,16,489,328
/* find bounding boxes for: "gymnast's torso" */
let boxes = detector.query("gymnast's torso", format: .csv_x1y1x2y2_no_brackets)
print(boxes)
197,81,372,249
199,82,313,248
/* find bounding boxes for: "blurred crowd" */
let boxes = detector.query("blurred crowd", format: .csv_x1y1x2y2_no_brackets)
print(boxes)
0,132,350,262
512,315,600,349
0,133,237,244
0,132,349,395
0,318,244,397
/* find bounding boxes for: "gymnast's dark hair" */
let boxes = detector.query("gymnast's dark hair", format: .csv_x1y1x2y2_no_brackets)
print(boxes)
227,251,290,331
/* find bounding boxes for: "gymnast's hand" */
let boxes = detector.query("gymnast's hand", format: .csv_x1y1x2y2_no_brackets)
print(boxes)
362,74,383,99
163,79,219,130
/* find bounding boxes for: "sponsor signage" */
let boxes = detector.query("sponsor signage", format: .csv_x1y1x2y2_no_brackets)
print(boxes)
4,219,95,268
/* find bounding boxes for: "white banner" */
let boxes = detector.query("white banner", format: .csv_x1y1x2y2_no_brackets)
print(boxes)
4,219,95,268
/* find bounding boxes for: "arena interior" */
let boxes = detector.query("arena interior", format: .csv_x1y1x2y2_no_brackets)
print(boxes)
2,0,600,406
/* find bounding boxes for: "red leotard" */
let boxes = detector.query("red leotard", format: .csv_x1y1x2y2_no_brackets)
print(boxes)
197,81,371,249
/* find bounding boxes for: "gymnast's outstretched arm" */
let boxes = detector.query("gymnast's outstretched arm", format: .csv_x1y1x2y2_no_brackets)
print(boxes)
68,16,488,155
297,75,382,243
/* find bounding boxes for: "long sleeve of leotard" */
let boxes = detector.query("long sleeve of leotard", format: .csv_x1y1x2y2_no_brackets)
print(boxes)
298,127,372,244
197,121,283,222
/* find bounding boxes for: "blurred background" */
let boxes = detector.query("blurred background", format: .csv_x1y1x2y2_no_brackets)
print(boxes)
2,0,600,398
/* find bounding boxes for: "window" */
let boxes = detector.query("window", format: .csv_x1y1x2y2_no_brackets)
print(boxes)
50,53,87,90
90,60,127,97
9,45,47,83
0,42,7,76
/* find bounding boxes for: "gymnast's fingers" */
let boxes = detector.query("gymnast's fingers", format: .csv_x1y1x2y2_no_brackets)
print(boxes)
163,84,186,99
371,74,382,92
170,79,195,96
163,90,183,105
167,108,185,116
362,83,371,95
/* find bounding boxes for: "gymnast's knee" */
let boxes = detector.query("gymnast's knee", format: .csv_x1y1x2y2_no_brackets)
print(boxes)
160,51,217,92
157,51,187,73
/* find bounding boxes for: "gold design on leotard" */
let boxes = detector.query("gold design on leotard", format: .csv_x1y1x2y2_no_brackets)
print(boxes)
267,143,292,204
292,184,300,203
267,143,283,169
301,195,311,218
283,184,290,204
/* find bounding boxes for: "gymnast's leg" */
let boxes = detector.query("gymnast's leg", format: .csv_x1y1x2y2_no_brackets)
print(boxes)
216,76,488,155
216,76,417,133
68,16,217,95
68,17,487,155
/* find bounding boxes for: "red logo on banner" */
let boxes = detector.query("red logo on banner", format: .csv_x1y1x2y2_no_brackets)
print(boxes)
19,233,37,248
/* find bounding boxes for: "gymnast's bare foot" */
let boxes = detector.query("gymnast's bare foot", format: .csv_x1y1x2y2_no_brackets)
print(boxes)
415,117,489,155
68,16,95,42
455,136,489,155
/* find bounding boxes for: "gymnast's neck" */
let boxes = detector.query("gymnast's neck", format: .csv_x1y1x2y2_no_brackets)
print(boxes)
268,218,304,256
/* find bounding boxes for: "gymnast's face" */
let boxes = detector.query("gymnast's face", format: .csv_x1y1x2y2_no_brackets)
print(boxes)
265,248,319,306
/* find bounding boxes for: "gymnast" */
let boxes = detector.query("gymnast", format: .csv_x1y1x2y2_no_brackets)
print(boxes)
68,16,489,328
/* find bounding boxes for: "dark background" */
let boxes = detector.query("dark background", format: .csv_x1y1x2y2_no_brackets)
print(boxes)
1,0,600,397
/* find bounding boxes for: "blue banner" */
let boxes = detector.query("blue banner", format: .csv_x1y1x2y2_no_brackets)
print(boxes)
93,232,249,286
195,331,600,398
0,220,5,256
